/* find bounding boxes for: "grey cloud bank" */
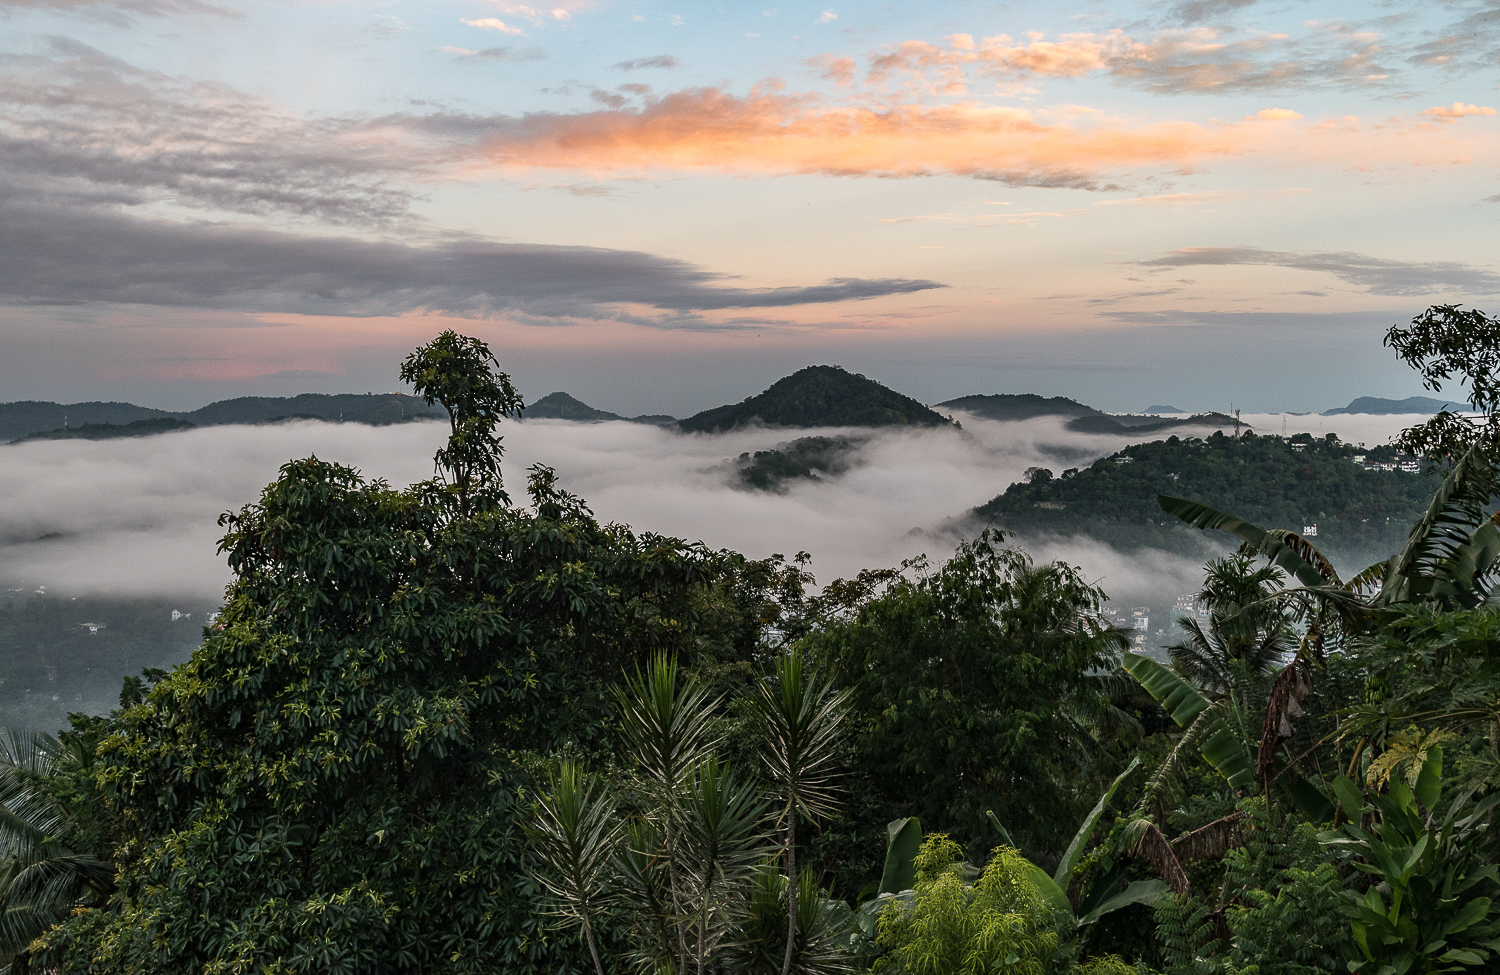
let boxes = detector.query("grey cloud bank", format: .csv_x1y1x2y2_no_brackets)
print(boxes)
0,197,942,318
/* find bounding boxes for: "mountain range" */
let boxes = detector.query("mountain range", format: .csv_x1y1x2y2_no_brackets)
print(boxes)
519,392,674,425
1321,395,1473,415
0,393,444,443
2,373,1468,445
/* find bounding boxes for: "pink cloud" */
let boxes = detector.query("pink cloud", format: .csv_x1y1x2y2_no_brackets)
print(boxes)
1250,108,1303,120
441,87,1246,189
1422,102,1497,119
462,17,525,34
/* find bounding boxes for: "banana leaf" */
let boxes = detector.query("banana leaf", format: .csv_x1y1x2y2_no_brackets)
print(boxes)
1054,757,1141,888
1122,652,1255,789
1378,444,1500,608
1157,496,1339,589
1078,880,1170,926
879,817,922,895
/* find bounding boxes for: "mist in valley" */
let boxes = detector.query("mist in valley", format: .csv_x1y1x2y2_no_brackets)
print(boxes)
0,408,1427,726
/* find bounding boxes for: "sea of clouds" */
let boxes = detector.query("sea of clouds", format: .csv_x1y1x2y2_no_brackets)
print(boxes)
0,411,1424,608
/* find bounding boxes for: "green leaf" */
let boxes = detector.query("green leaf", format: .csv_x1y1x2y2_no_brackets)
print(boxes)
1020,861,1074,919
879,817,922,895
1120,651,1211,728
1079,880,1171,926
1413,746,1444,812
986,810,1015,849
1157,496,1338,589
1054,757,1141,889
1284,774,1337,823
1442,898,1492,938
1333,775,1366,823
1123,653,1254,788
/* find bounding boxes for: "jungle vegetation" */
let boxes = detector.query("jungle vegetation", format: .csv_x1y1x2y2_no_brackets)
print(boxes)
675,365,952,433
976,431,1437,568
5,307,1500,974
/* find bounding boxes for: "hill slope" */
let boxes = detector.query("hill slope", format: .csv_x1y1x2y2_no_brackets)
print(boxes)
1323,395,1472,415
520,391,675,424
937,393,1098,421
975,432,1435,566
677,365,951,433
2,393,445,443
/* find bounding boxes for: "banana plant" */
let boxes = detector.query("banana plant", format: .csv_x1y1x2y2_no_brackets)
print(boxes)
1120,652,1255,791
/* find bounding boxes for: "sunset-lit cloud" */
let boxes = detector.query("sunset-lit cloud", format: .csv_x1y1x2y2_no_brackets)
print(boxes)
401,88,1244,188
4,0,1500,420
1422,102,1497,120
462,17,525,34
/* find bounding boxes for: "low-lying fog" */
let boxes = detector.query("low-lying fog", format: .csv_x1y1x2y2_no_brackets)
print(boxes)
0,410,1423,609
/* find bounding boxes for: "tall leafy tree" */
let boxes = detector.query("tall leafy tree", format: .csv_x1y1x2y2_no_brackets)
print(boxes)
803,530,1131,861
32,334,753,975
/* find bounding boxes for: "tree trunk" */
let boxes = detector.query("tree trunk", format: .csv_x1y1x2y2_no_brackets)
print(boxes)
583,920,607,975
781,808,797,975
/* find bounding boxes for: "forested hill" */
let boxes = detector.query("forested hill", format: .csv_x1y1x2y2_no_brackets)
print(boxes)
676,365,952,433
1,393,445,443
519,391,675,424
975,432,1437,566
937,393,1098,421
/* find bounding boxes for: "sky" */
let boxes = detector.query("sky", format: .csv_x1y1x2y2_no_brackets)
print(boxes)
2,0,1499,415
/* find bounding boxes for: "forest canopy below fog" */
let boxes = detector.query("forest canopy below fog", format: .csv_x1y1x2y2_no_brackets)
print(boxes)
5,307,1500,975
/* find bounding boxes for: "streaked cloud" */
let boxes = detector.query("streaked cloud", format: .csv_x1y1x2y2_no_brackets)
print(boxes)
462,17,526,34
612,55,680,70
1137,247,1500,296
443,46,547,62
385,88,1242,189
837,25,1394,97
0,40,416,225
0,0,231,16
0,194,943,320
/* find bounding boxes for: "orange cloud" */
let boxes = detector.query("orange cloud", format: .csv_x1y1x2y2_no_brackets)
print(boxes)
1250,108,1303,120
835,26,1390,97
1422,102,1497,119
451,87,1244,188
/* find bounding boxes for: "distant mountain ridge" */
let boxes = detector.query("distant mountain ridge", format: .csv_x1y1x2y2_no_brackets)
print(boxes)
1323,395,1473,415
937,393,1097,421
520,392,675,425
1,393,445,443
676,365,952,433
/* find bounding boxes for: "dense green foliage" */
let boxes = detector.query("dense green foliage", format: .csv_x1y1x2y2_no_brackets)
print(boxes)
21,337,805,975
676,366,951,433
801,532,1136,861
734,436,865,492
1064,413,1237,435
976,431,1436,566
